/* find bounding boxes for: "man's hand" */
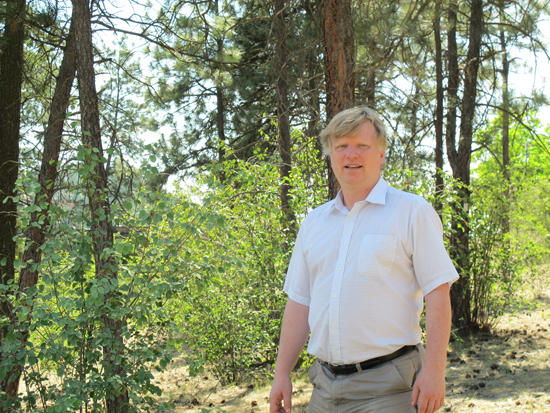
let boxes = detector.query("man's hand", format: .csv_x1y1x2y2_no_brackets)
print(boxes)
270,374,292,413
411,365,445,413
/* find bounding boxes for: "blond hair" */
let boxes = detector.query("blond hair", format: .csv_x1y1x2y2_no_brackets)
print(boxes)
319,106,387,155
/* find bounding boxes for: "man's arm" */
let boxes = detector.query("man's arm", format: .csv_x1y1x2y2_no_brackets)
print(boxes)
270,298,310,413
412,283,452,413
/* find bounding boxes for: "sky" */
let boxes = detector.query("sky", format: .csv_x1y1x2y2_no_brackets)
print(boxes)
508,20,550,124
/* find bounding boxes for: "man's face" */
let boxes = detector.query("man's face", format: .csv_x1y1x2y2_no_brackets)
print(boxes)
329,120,385,194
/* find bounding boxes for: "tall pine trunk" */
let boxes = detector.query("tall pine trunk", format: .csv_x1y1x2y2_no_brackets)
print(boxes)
0,15,77,403
72,0,130,410
320,0,355,199
306,47,322,153
303,0,322,160
446,0,484,332
0,0,26,404
433,1,444,218
273,0,296,234
214,1,226,175
499,1,511,283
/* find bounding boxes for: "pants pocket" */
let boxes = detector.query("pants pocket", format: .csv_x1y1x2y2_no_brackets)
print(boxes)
308,359,319,384
389,351,421,390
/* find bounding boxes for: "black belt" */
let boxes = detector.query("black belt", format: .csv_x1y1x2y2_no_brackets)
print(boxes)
320,345,417,376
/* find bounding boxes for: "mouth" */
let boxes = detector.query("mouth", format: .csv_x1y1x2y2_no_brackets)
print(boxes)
345,165,362,169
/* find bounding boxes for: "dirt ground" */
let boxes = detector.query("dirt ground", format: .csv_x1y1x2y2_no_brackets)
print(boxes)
156,288,550,413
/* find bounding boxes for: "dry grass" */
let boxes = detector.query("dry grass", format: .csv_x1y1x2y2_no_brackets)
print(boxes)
155,288,550,413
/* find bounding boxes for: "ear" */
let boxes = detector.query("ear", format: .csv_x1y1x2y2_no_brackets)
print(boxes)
327,137,334,155
379,149,386,170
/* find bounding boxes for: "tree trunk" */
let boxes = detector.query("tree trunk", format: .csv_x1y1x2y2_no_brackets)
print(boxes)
215,1,226,170
303,0,322,160
72,0,130,410
0,0,26,404
320,0,355,199
458,0,483,183
306,48,322,154
407,84,420,174
445,0,465,330
445,2,459,175
215,51,226,183
19,13,76,293
499,1,511,282
216,82,226,162
365,68,376,107
273,0,296,233
364,35,377,107
433,1,444,218
447,0,484,333
0,14,77,402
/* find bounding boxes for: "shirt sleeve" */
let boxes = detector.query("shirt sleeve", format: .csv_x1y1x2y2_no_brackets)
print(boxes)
410,199,459,296
283,217,311,306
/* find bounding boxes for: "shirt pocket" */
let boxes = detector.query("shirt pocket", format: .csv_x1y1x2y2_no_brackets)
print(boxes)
358,234,397,274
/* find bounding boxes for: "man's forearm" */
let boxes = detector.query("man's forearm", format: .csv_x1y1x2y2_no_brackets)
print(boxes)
274,299,310,376
424,283,452,373
411,283,452,413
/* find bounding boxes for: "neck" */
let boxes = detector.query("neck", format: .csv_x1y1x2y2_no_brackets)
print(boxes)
340,177,381,210
341,190,368,210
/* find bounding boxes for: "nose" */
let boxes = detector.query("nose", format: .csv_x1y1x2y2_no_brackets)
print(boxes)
344,146,359,158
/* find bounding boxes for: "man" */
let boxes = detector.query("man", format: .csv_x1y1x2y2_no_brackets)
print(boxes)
269,107,458,413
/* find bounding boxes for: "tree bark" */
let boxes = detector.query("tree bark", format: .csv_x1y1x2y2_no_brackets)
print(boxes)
458,0,483,184
72,0,129,410
19,14,76,293
0,0,26,404
499,0,511,282
303,0,322,163
0,14,77,402
433,1,444,218
445,1,459,175
273,0,296,234
306,47,321,151
364,34,378,107
320,0,355,199
215,1,226,171
365,68,376,107
447,0,484,332
216,82,226,161
215,46,226,183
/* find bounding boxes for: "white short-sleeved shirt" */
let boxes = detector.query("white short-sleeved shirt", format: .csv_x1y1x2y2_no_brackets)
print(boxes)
284,178,459,364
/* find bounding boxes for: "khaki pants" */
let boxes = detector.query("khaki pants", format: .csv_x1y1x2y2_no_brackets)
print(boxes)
307,346,423,413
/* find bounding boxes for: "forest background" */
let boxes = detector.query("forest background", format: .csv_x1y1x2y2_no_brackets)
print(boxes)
1,0,549,412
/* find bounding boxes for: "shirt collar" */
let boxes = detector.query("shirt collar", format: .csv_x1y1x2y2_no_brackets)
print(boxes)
332,190,348,213
329,177,388,212
365,177,388,205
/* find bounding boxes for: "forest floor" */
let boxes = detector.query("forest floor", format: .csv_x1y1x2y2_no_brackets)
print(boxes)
156,285,550,413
